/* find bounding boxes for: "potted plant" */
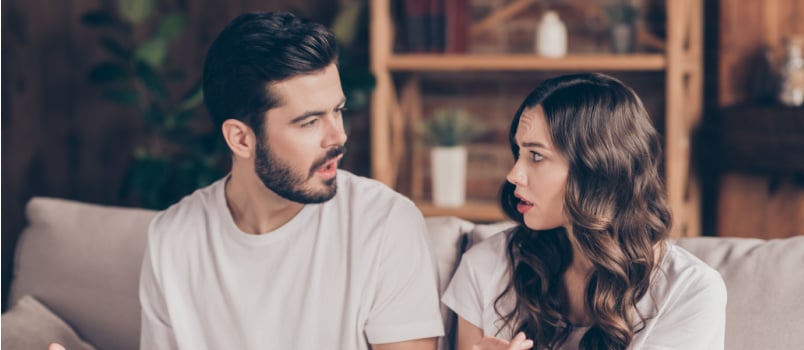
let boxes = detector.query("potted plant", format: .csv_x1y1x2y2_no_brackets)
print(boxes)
605,0,639,53
419,108,485,207
81,0,227,209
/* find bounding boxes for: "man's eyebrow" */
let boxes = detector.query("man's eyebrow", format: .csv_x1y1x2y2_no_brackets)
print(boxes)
290,110,324,124
289,97,347,124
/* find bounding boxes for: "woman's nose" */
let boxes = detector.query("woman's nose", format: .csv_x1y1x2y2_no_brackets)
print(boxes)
506,165,527,186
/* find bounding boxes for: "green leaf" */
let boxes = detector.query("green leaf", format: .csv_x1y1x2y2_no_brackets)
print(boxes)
117,0,155,24
177,83,203,111
81,10,118,28
103,88,140,106
135,60,168,97
88,62,128,83
419,108,485,147
156,14,186,41
135,37,167,67
331,1,363,49
99,36,132,60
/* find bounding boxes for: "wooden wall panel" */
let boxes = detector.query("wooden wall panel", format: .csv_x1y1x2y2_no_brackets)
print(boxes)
717,0,804,238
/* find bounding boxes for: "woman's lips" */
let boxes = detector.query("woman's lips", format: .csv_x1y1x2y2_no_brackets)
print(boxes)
516,201,534,214
515,193,534,214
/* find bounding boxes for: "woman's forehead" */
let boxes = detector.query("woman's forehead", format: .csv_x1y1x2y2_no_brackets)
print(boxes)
515,106,549,142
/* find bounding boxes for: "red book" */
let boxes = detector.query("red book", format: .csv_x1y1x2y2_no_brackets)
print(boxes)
445,0,469,53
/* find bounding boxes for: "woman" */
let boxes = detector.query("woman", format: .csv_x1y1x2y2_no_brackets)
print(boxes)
442,73,726,350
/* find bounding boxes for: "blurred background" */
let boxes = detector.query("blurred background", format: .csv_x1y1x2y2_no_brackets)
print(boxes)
3,0,802,310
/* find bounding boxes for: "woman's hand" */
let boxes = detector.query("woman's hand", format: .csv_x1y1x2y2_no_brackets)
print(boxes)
472,332,533,350
48,343,66,350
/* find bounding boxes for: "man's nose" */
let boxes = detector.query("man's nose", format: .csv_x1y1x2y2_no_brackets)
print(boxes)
323,114,347,147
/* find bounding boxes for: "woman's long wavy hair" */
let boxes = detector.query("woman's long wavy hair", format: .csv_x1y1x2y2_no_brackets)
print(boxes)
495,73,672,349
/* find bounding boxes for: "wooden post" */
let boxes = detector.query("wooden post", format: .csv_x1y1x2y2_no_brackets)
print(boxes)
370,0,394,186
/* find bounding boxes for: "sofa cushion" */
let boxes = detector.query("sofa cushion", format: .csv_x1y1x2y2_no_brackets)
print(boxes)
1,294,97,350
9,197,156,350
675,236,804,350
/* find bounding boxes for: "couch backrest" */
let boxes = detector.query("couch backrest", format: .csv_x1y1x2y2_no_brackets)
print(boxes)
9,197,804,350
9,197,155,350
675,236,804,350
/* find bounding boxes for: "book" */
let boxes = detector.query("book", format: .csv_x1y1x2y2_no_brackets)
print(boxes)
445,0,470,53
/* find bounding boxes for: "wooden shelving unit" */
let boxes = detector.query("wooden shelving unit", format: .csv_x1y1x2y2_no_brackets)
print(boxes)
414,200,505,222
386,54,668,71
369,0,703,237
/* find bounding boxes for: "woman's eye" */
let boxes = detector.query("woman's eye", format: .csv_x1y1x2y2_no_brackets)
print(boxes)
530,151,543,162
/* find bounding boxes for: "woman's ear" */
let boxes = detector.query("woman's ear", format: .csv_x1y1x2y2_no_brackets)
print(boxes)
222,119,256,159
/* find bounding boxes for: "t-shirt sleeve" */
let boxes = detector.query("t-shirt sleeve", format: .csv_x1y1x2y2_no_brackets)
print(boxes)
139,218,179,350
364,200,445,344
641,267,727,350
441,252,485,329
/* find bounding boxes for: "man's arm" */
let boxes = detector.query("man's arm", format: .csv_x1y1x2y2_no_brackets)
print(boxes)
138,221,179,350
363,199,445,346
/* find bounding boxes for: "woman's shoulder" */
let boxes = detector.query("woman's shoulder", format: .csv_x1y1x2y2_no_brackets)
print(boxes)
459,229,513,274
653,242,727,301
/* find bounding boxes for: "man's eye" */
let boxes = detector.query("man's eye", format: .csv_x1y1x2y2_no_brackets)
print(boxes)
301,119,319,127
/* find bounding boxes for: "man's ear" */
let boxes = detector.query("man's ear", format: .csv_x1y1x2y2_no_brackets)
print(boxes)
222,119,256,159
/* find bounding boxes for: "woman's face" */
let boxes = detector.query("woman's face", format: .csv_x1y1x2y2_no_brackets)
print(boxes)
506,105,570,231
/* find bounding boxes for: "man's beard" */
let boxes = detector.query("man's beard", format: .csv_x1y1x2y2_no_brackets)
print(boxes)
253,138,345,204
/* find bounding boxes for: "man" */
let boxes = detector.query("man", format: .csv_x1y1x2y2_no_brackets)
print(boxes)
138,11,444,349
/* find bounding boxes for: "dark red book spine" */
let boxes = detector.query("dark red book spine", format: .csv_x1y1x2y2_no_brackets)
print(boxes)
445,0,469,53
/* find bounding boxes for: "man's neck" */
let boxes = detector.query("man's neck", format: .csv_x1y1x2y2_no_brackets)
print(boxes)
224,171,304,235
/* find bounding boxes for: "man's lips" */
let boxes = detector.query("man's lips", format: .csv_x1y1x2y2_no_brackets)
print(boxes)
315,155,343,174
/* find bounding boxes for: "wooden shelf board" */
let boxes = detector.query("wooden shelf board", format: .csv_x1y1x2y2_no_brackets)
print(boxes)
415,200,506,222
386,54,667,72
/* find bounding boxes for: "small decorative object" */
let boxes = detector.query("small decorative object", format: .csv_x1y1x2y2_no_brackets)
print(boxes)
536,10,568,58
605,0,639,53
777,36,804,107
419,108,485,207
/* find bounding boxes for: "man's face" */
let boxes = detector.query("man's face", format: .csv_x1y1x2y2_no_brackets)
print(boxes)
254,63,347,204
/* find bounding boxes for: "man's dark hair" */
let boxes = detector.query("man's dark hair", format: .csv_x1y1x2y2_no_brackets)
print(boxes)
202,11,338,134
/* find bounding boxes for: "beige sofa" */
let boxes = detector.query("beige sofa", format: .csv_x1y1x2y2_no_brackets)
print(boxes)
3,197,803,350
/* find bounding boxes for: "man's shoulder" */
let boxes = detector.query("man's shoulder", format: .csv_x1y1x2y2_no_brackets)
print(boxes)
148,178,224,239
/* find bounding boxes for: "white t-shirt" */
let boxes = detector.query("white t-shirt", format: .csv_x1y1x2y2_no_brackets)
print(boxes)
442,230,727,350
139,170,444,350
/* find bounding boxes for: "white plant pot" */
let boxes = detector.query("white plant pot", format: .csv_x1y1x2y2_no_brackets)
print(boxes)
430,146,467,207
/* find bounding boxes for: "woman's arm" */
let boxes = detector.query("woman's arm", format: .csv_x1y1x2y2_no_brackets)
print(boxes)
455,316,484,350
456,317,533,350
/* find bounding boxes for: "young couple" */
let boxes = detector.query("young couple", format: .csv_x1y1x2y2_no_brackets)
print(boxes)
132,11,726,350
